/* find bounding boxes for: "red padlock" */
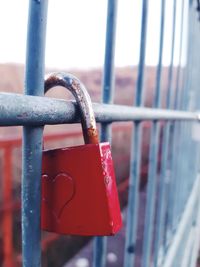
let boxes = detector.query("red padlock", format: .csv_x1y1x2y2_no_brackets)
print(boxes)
41,72,122,236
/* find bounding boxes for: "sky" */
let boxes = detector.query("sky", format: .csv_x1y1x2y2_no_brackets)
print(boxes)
0,0,188,69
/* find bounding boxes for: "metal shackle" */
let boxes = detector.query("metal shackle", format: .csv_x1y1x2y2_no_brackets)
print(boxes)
44,72,99,144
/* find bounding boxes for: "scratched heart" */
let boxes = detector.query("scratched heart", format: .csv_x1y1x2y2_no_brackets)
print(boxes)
42,173,75,221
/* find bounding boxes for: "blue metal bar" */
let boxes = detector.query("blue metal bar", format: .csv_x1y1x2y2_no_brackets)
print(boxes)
124,122,142,267
160,0,177,247
174,0,185,110
153,0,166,109
0,93,199,126
181,0,195,111
169,123,181,230
177,1,195,223
135,0,149,108
169,0,186,234
183,4,200,206
93,1,118,267
100,0,118,144
142,0,166,266
167,3,199,259
178,4,197,224
172,0,187,224
142,123,160,267
188,154,200,267
22,1,48,267
124,0,149,266
171,0,198,235
166,0,177,110
153,0,177,258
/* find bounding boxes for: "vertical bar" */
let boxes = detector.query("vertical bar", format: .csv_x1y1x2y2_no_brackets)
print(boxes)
2,146,13,267
155,0,177,250
100,0,118,144
168,0,196,235
153,0,166,109
172,0,186,222
189,178,200,267
180,0,194,111
93,1,118,267
135,0,149,108
22,1,48,267
184,1,200,197
173,0,185,110
177,0,194,221
124,1,148,266
168,0,186,234
152,1,178,264
187,14,200,266
166,0,177,110
142,0,166,266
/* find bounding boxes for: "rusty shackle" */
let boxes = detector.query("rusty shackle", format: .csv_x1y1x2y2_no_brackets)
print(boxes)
44,72,99,144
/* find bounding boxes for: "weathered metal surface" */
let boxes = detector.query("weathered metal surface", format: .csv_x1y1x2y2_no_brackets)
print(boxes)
22,1,48,267
0,93,199,126
44,72,99,144
142,0,166,266
124,0,149,266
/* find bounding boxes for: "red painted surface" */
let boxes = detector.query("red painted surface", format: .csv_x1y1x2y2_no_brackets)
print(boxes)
41,142,122,235
2,147,13,267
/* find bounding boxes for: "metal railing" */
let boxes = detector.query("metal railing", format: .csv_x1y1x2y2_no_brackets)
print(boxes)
0,0,200,267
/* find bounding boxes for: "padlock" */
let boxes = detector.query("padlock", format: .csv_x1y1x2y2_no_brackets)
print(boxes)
41,72,122,236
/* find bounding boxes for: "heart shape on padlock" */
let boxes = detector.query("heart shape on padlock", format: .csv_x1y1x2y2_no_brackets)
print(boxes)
42,173,75,221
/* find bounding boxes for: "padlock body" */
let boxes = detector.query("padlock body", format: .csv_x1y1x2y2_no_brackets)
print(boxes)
41,142,122,236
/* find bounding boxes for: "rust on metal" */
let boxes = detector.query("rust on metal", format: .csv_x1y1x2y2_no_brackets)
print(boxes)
84,127,99,144
44,72,99,145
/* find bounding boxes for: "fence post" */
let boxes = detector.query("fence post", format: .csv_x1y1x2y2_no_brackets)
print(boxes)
22,1,48,266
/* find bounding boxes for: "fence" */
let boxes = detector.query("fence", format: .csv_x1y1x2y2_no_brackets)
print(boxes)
1,0,200,267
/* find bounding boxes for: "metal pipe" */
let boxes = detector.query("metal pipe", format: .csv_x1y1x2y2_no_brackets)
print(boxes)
171,0,187,242
166,0,177,109
142,0,166,265
124,0,149,266
170,0,187,235
93,1,118,265
156,0,177,254
22,1,48,266
0,93,199,126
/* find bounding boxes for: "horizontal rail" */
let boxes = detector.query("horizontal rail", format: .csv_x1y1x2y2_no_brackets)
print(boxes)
0,93,199,126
